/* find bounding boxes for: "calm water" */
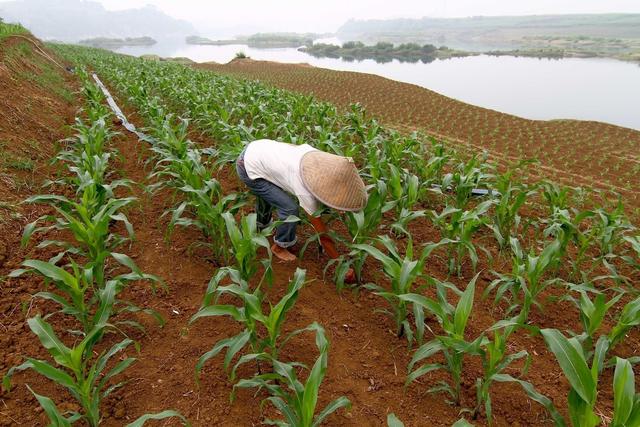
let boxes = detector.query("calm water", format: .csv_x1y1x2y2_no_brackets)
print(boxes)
115,39,640,130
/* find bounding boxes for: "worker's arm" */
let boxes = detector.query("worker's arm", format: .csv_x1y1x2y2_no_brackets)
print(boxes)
308,215,339,259
309,215,357,283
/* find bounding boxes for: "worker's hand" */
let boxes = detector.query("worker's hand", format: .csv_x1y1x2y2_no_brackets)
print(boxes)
309,215,339,259
344,268,357,284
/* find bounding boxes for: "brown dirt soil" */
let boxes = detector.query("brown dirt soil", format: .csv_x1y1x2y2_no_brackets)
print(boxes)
0,35,79,424
1,40,640,427
196,59,640,208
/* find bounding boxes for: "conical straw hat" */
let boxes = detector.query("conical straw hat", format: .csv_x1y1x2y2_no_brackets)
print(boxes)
300,151,368,212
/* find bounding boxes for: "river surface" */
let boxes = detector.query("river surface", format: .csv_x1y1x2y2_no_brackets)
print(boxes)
115,38,640,130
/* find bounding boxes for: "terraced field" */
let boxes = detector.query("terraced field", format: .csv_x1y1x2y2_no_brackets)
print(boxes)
198,59,640,209
2,24,640,427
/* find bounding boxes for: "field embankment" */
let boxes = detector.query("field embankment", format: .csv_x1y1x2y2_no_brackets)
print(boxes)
197,58,640,209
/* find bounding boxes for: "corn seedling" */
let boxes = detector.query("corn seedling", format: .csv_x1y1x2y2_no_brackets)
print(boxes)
469,328,564,425
3,284,130,427
611,357,640,427
488,169,536,251
191,268,306,381
232,322,351,426
434,154,494,210
429,200,493,277
327,180,393,287
485,237,562,327
541,328,609,427
400,274,483,405
563,287,623,352
355,235,448,344
10,253,163,333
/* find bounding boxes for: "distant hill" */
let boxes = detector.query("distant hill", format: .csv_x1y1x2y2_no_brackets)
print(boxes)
337,14,640,50
0,0,196,41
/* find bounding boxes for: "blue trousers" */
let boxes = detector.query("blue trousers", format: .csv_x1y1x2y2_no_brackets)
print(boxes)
236,151,299,248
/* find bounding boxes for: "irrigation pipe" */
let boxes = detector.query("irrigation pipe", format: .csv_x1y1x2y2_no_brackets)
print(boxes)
92,73,154,143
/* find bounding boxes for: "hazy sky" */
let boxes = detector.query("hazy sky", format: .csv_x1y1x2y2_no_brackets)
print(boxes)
94,0,640,33
4,0,640,34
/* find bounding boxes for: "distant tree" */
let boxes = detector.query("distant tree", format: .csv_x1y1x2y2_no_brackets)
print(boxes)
342,41,365,49
235,51,248,59
375,41,394,50
398,42,421,50
422,44,437,54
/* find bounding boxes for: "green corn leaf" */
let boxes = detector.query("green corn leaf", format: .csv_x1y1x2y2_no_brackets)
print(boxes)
195,331,250,381
27,316,72,368
313,396,351,427
568,388,600,427
6,359,76,393
190,305,244,324
541,328,595,405
266,396,299,426
613,357,635,426
25,385,73,427
493,374,566,426
387,413,405,427
21,260,78,290
125,410,190,427
454,274,478,336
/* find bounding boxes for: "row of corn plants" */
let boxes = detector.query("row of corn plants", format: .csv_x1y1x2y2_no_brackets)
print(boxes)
2,69,187,426
88,74,351,425
51,45,640,426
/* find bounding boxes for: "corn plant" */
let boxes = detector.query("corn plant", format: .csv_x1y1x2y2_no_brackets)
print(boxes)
400,275,484,405
434,154,494,209
418,139,451,193
612,357,640,427
4,311,184,427
488,169,536,250
61,116,118,165
563,287,623,352
470,329,564,425
327,181,393,287
9,254,163,333
388,164,421,213
191,268,306,381
540,181,571,214
222,211,274,285
590,204,634,256
485,237,562,327
608,295,640,352
3,284,130,427
622,235,640,271
21,194,136,288
355,236,448,344
429,200,493,277
541,328,610,427
232,322,351,426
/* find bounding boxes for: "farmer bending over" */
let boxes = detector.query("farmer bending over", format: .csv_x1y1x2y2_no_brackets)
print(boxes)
236,139,367,262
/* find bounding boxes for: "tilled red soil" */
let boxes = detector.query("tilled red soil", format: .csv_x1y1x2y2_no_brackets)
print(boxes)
1,40,640,427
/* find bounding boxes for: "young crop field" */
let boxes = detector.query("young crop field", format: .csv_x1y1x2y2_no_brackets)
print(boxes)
197,60,640,210
1,27,640,427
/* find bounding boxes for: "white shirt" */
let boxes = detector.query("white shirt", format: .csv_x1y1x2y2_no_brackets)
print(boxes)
243,139,320,215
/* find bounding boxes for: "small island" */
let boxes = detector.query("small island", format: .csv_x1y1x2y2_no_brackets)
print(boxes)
299,41,475,63
79,36,157,49
186,32,323,48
